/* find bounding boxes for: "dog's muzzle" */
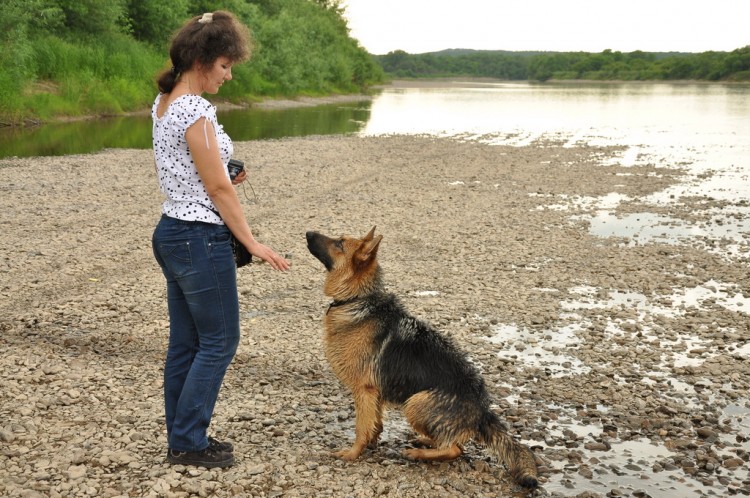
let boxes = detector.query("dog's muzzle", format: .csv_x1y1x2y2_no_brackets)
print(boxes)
306,231,334,271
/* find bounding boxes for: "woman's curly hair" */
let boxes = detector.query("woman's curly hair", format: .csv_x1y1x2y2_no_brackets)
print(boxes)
157,11,253,94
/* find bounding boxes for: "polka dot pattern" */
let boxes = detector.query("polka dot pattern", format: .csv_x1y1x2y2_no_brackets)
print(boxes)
151,93,233,223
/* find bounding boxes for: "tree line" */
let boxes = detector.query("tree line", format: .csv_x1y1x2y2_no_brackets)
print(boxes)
0,0,384,124
376,47,750,82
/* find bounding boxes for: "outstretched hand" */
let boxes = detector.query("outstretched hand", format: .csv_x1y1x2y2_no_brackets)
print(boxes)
247,241,290,271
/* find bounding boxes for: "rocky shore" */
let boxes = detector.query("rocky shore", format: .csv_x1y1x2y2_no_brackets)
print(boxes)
1,135,748,497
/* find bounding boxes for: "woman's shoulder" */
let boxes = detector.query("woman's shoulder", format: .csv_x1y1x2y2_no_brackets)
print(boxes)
159,94,217,128
171,94,215,113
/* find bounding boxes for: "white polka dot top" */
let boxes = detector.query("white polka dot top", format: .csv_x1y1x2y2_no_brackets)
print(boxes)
151,93,233,224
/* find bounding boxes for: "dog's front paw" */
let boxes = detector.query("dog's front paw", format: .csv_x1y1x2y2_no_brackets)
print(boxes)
333,448,362,461
367,433,381,449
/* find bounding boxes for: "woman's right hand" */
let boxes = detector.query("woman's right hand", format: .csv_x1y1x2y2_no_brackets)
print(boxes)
231,169,247,185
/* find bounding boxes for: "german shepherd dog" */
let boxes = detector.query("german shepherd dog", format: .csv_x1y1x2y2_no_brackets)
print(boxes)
306,227,538,489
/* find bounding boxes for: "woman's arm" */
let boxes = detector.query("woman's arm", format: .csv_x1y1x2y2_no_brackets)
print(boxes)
187,117,289,271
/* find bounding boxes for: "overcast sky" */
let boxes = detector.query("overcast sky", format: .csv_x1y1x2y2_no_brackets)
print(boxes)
342,0,750,55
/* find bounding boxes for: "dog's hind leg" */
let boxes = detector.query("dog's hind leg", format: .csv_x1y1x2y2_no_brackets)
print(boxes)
335,384,381,461
404,442,463,461
413,435,436,447
402,391,466,462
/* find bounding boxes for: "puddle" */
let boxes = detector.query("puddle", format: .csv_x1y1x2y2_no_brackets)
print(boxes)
733,343,750,359
582,209,750,254
587,212,698,243
558,281,747,382
538,192,748,262
484,282,750,495
548,438,707,498
486,323,589,377
639,372,703,411
722,401,750,453
526,130,750,262
561,281,749,319
485,280,747,383
670,279,749,315
537,401,750,498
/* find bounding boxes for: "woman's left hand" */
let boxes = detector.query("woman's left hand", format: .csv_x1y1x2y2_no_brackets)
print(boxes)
231,170,247,185
247,241,290,271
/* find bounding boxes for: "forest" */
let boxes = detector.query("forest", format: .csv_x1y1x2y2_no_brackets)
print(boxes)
0,0,384,124
376,47,750,82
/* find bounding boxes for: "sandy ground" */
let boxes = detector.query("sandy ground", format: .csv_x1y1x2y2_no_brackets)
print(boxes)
1,134,748,498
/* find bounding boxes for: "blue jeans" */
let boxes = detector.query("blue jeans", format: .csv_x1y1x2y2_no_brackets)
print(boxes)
152,215,240,452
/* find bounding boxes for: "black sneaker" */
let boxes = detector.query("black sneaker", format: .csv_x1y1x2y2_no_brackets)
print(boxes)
208,436,234,453
166,437,234,459
167,447,234,468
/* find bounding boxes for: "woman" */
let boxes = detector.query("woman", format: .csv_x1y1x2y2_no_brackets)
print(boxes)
151,11,290,469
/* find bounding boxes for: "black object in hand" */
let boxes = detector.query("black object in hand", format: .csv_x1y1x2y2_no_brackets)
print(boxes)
228,159,244,180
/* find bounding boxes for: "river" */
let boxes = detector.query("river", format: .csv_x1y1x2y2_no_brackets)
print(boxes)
362,80,750,253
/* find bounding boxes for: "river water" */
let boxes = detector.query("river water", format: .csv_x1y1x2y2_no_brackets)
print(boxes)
364,81,750,255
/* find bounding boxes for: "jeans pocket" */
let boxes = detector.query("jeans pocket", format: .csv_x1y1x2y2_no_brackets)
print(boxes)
214,229,231,244
159,241,193,277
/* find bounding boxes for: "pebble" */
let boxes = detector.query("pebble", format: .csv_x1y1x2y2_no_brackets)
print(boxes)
723,457,744,469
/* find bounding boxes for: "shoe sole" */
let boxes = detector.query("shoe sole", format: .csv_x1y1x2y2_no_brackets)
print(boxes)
167,454,235,468
167,438,234,454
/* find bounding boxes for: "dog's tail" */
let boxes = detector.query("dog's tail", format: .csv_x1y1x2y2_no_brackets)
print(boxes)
477,413,538,488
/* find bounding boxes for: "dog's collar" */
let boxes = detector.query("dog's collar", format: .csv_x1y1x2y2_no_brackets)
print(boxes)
326,297,360,315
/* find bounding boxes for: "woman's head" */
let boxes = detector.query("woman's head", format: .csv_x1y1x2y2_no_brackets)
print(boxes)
157,11,253,94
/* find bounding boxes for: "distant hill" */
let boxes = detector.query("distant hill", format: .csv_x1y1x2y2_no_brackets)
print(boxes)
374,47,750,82
424,48,696,59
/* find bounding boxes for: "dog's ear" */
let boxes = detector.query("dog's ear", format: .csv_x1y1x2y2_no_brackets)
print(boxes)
355,234,382,265
362,226,377,241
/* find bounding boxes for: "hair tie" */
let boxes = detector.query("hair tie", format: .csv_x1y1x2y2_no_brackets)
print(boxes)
198,12,213,24
171,66,178,75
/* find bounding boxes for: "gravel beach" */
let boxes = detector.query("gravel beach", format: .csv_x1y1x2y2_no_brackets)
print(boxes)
1,135,748,497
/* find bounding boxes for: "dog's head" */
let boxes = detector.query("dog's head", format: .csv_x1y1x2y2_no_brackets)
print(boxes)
306,226,383,299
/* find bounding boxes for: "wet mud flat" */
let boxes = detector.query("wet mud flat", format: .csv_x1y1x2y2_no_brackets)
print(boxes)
0,135,748,497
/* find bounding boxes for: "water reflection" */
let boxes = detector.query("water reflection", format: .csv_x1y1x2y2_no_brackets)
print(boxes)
0,100,372,159
362,81,750,140
0,116,153,158
220,101,371,140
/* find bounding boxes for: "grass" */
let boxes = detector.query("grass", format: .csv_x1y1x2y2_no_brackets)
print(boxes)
0,34,164,124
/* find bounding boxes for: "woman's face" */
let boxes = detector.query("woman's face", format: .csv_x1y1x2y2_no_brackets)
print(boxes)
200,56,234,94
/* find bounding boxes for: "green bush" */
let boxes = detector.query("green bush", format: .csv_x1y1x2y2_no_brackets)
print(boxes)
0,0,384,124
